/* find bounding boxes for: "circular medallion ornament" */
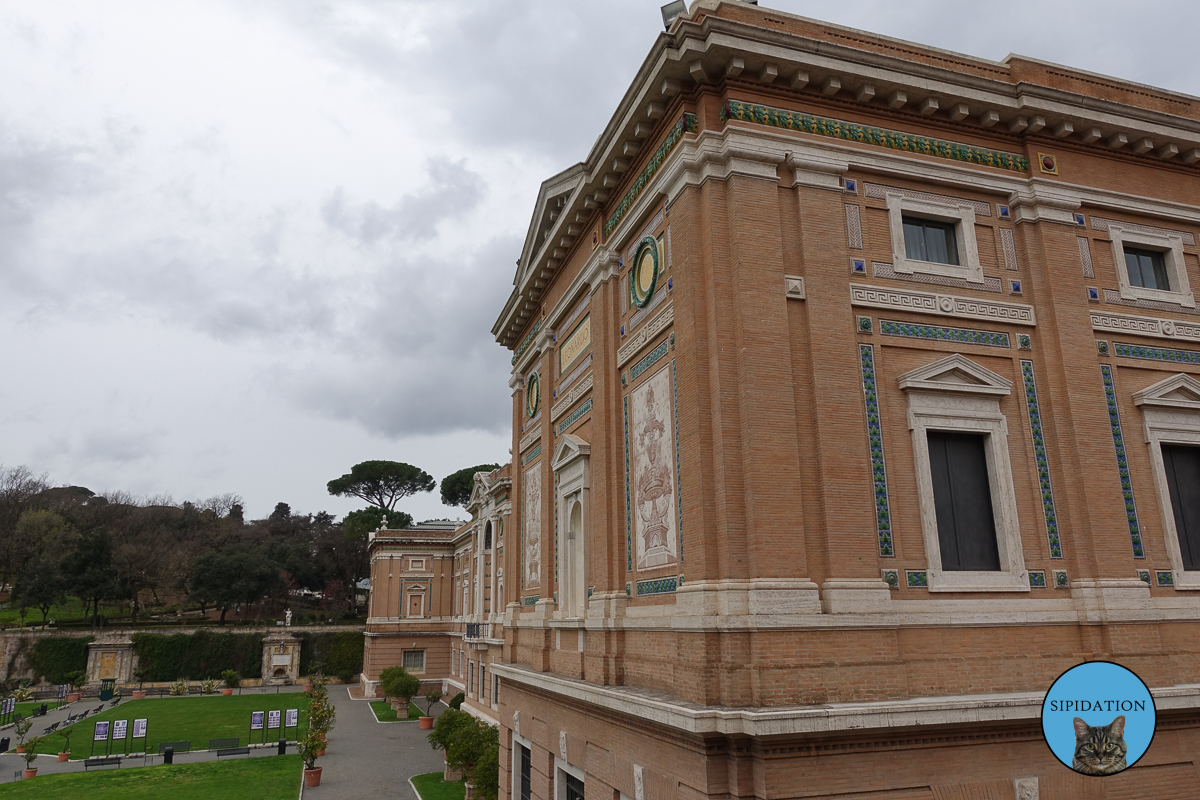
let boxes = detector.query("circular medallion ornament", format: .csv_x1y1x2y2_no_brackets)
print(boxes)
630,236,660,309
525,373,540,418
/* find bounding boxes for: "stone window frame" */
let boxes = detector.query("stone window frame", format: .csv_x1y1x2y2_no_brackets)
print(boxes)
887,192,984,284
898,354,1030,593
1109,223,1194,308
405,586,427,618
511,730,534,800
402,649,425,673
554,756,586,800
1134,372,1200,589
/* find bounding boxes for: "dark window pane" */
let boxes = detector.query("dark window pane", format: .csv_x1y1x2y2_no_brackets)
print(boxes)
1125,247,1170,291
520,745,531,800
1162,444,1200,571
902,216,959,265
928,431,1001,571
565,773,585,800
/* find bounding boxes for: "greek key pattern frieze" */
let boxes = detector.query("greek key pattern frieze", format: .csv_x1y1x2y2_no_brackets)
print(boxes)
618,303,674,367
851,284,1036,326
1091,311,1200,343
551,373,593,422
864,183,992,216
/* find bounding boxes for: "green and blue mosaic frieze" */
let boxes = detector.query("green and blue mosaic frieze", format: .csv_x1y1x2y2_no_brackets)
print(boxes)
521,444,542,466
636,576,678,595
557,398,593,437
1020,360,1063,558
1114,342,1200,365
906,570,927,588
880,320,1010,348
859,344,894,556
721,99,1029,173
512,318,542,365
1101,365,1145,558
605,113,698,236
630,339,669,382
523,595,540,606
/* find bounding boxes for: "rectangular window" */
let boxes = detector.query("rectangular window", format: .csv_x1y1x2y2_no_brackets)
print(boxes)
1162,443,1200,570
519,744,531,800
492,673,499,705
902,216,959,265
1124,246,1170,291
927,431,1001,571
402,650,425,671
480,664,487,700
564,772,585,800
468,661,474,694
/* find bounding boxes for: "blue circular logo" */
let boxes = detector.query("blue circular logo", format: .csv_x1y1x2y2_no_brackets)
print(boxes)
1041,661,1156,776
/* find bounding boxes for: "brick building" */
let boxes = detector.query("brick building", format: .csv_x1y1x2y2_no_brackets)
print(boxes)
370,0,1200,795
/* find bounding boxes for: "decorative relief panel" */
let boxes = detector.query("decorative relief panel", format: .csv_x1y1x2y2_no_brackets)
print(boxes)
559,315,591,375
1078,237,1095,278
629,366,679,571
557,354,592,397
846,205,863,249
880,319,1009,348
873,262,1002,293
1000,228,1019,271
864,183,992,216
519,425,542,454
551,374,593,422
618,303,674,367
1091,311,1200,343
785,275,806,300
1091,217,1196,246
630,340,669,382
851,284,1036,326
523,466,542,588
1114,342,1200,365
556,398,592,437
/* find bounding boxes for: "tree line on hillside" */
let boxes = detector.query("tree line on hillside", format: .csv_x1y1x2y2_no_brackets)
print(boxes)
0,460,499,628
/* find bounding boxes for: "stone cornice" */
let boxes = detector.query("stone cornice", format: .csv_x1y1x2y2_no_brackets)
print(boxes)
491,660,1200,737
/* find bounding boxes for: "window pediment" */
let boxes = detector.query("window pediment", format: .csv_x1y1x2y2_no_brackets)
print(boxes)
552,434,591,471
1133,373,1200,411
897,353,1012,396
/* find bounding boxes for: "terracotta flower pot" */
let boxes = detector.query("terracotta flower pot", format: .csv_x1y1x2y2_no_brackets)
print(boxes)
22,768,37,779
304,766,323,787
419,716,434,730
66,692,82,702
14,745,25,754
222,688,233,696
132,690,146,700
58,752,70,762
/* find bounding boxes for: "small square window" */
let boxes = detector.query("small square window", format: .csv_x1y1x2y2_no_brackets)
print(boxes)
902,216,960,265
410,559,425,571
1124,247,1170,291
403,650,425,671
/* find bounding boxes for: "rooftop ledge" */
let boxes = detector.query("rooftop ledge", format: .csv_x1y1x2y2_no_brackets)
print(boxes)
491,662,1200,737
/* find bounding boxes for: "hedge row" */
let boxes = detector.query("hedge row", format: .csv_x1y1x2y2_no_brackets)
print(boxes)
131,631,264,681
297,631,364,678
29,637,92,684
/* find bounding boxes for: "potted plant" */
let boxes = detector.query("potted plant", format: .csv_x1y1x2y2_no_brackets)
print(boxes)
379,666,420,714
131,669,148,700
13,717,32,753
65,670,87,702
57,726,74,761
21,737,42,778
221,670,240,695
298,727,324,787
419,690,443,729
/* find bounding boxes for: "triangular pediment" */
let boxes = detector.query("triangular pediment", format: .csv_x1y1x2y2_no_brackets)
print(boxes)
1133,373,1200,410
465,471,493,512
897,353,1012,395
552,433,591,471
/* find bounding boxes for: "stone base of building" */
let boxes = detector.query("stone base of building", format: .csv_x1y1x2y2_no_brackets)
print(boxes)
497,676,1200,800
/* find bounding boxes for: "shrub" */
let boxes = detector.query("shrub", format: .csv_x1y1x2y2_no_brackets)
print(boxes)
336,669,357,684
29,637,92,685
132,631,263,681
65,670,87,690
379,666,420,699
200,678,218,694
428,709,499,800
297,631,364,677
222,669,240,689
448,692,465,710
169,678,189,696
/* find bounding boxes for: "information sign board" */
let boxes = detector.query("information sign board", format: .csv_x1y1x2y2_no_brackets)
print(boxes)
94,721,110,741
113,720,128,739
133,719,148,738
268,710,281,729
250,711,265,730
285,708,299,727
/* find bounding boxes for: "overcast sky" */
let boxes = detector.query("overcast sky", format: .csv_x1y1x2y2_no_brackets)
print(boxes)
1,1,1197,524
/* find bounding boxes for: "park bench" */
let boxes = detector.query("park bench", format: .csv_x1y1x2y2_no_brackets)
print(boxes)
41,721,60,735
84,756,122,770
209,737,240,750
216,746,251,759
158,740,191,753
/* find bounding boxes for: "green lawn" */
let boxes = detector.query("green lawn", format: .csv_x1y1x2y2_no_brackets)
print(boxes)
0,597,125,627
20,695,309,758
412,771,466,800
369,700,421,722
0,754,301,799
